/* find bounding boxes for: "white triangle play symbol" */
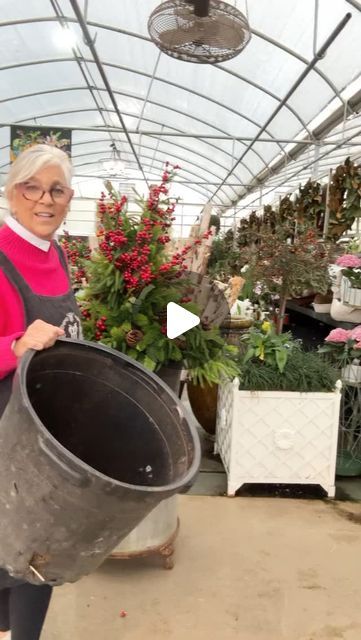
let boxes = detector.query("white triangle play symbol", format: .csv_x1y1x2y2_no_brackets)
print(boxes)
166,302,200,340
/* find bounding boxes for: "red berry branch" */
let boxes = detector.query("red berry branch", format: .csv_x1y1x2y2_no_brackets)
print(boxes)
60,231,91,286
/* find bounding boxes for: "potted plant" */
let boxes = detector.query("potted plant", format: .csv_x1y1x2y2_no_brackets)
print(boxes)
239,226,333,333
76,165,238,387
319,326,361,384
319,326,361,476
65,164,239,567
215,322,341,497
335,254,361,308
311,292,333,314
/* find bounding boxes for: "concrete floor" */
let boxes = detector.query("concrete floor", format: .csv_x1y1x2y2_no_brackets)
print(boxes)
43,495,361,640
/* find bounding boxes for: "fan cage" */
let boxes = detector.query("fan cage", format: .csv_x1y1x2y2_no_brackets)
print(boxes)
148,0,251,64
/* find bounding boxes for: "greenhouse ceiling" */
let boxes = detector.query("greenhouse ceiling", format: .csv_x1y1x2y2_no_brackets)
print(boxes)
0,0,361,213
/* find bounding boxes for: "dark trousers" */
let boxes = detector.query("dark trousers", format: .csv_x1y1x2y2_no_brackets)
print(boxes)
0,569,52,640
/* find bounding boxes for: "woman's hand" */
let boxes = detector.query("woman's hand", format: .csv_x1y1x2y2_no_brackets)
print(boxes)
12,319,65,358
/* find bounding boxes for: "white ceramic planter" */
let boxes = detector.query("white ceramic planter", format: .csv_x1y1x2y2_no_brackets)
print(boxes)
215,379,342,497
330,297,361,323
341,364,361,386
312,302,331,313
340,276,361,308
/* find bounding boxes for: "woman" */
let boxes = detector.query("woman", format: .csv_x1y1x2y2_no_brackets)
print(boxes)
0,144,82,640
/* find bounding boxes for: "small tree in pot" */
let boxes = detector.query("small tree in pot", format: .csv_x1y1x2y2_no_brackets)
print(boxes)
240,225,333,333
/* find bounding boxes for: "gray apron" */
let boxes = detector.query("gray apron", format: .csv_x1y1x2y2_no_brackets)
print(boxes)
0,242,82,587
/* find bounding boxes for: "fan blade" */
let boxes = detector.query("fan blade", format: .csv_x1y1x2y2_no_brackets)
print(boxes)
211,15,249,49
157,9,250,51
158,25,197,47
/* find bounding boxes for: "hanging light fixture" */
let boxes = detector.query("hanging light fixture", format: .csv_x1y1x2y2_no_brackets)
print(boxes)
103,143,126,176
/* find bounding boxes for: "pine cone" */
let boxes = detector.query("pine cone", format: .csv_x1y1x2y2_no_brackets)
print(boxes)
125,329,144,347
174,337,187,350
157,308,167,324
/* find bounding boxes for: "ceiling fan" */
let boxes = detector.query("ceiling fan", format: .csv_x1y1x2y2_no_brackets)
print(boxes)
148,0,251,64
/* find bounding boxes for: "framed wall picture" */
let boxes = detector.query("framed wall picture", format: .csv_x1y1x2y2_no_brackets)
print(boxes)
10,125,72,162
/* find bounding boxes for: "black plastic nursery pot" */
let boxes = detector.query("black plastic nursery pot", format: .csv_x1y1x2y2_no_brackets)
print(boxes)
0,339,200,586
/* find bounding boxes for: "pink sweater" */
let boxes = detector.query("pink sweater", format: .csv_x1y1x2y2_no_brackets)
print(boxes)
0,224,69,379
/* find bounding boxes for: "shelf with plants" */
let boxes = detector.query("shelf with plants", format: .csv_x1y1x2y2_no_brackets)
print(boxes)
207,155,361,332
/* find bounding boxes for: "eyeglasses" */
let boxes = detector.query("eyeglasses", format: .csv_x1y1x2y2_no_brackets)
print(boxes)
18,182,74,204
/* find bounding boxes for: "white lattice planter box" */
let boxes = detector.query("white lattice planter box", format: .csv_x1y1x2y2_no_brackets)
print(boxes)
215,380,342,498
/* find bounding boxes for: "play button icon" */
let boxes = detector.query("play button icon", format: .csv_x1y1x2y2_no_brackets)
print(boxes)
166,302,200,340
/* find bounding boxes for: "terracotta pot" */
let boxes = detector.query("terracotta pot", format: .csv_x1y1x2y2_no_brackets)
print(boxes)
187,382,218,435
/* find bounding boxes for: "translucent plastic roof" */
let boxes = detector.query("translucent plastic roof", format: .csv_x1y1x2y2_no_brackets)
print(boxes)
0,0,360,212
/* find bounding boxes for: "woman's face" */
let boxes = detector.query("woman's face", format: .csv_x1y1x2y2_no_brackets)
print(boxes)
8,164,73,241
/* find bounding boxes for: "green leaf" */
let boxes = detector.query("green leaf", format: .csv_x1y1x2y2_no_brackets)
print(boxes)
126,348,139,360
134,313,150,328
143,355,157,371
275,348,287,373
243,347,255,363
120,321,132,333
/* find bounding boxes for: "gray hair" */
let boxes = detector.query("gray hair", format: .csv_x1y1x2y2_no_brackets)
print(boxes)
5,144,73,198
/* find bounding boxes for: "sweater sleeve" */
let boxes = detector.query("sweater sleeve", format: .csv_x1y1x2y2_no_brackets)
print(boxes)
0,269,25,379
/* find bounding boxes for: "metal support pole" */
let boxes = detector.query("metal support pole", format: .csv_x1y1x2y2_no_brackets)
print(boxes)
323,168,333,238
232,209,237,250
312,145,320,180
68,0,148,185
313,0,320,56
136,50,162,132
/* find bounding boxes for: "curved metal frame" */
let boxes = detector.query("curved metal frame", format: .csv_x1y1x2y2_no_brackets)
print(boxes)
0,15,342,126
69,146,234,198
0,85,269,181
72,156,220,202
0,6,356,209
0,107,240,201
0,100,266,200
0,56,282,170
222,126,361,216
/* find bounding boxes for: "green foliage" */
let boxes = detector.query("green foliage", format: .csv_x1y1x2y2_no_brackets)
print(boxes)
241,323,293,373
79,166,238,386
341,267,361,289
208,214,221,235
239,334,338,392
327,157,361,239
242,226,332,299
238,323,337,391
207,233,244,281
180,328,240,386
318,330,361,368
